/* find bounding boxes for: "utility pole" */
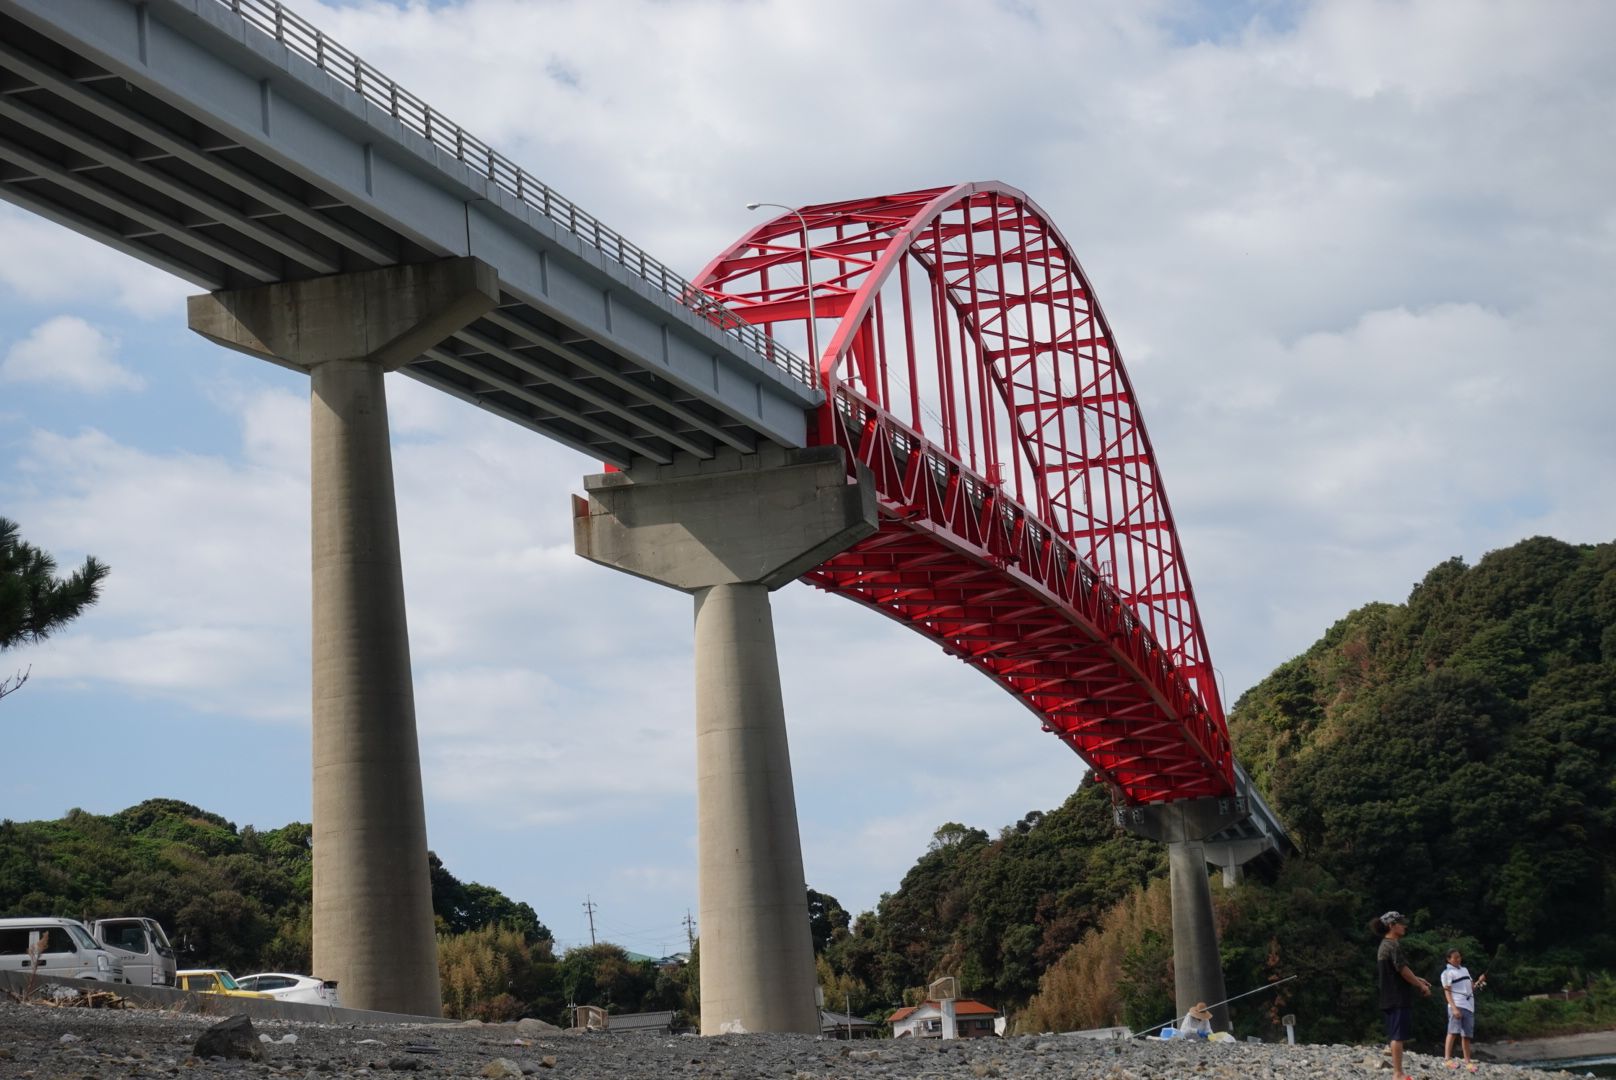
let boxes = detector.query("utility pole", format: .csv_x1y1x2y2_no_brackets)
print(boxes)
582,897,597,947
683,910,696,953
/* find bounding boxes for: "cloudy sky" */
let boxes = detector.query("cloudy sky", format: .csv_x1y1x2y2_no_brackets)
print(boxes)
2,0,1612,958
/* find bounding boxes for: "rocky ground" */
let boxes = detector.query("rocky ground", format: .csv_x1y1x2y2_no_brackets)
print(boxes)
0,999,1589,1080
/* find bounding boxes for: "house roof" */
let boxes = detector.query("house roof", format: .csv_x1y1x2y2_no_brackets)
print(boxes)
887,998,997,1022
607,1010,677,1032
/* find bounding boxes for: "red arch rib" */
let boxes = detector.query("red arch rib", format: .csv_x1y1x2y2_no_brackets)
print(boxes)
696,183,1231,803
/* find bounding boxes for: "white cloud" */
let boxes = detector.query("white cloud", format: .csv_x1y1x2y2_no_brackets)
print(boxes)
7,421,308,719
0,207,189,318
1,316,142,393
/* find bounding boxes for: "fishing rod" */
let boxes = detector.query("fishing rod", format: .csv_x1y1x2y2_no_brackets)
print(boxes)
1132,973,1301,1038
1477,943,1504,988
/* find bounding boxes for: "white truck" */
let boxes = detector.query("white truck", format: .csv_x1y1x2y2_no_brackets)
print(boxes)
91,917,177,987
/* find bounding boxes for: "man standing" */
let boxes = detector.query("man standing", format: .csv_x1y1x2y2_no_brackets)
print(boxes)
1375,910,1432,1080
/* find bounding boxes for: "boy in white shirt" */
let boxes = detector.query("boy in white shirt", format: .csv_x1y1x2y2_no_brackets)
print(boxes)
1441,948,1487,1071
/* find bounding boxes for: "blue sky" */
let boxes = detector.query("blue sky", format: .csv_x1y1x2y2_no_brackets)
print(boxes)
3,0,1613,960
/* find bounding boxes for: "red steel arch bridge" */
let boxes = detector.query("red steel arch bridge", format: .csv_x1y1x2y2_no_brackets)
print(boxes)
695,184,1231,805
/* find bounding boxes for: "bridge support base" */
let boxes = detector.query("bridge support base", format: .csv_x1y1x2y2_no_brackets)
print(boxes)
1167,838,1229,1031
189,258,499,1017
574,446,877,1035
1119,796,1248,1032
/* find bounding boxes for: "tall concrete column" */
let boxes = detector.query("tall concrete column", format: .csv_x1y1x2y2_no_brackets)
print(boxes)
574,445,877,1034
1168,839,1229,1031
694,581,815,1034
190,258,499,1016
306,357,437,1016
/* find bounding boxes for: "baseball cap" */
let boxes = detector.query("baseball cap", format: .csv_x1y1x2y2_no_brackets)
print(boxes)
1380,910,1408,926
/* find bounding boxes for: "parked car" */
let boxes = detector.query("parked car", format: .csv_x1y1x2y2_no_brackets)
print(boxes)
0,917,126,982
236,972,341,1007
92,917,177,987
175,968,273,998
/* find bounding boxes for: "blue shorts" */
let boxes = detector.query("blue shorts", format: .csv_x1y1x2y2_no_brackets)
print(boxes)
1447,1008,1475,1038
1384,1006,1413,1042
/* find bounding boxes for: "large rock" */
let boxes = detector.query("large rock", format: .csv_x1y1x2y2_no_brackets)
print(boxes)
193,1015,262,1061
516,1017,561,1036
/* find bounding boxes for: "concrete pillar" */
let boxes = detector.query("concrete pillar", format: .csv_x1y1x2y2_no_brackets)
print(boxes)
574,445,877,1034
693,581,815,1034
1168,839,1230,1032
190,258,499,1016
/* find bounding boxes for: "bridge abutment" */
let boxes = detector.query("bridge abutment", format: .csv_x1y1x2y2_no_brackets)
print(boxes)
189,258,500,1017
574,446,877,1034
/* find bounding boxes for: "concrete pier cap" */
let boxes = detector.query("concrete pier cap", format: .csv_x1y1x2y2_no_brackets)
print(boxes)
187,256,500,372
573,444,878,591
573,444,877,1035
186,257,500,1018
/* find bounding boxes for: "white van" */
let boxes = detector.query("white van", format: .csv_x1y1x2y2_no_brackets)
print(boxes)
92,917,177,986
0,917,126,982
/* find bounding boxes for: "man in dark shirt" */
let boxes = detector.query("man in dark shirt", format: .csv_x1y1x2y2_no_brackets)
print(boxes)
1375,910,1432,1080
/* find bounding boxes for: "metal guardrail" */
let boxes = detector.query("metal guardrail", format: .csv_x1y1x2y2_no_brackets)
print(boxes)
202,0,815,388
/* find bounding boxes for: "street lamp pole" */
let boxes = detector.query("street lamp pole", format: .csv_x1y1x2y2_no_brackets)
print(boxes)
746,201,818,371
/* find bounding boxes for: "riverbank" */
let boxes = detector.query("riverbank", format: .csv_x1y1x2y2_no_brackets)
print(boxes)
0,998,1594,1079
1477,1029,1616,1065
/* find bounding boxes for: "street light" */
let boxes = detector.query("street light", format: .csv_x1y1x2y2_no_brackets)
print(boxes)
746,201,818,370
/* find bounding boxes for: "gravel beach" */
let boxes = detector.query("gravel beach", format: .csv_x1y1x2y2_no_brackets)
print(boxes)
0,1000,1585,1080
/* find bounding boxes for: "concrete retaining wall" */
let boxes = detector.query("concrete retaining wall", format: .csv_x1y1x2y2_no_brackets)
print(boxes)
0,969,450,1026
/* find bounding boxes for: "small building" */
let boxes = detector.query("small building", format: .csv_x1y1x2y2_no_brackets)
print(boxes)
888,998,1000,1039
820,1008,879,1039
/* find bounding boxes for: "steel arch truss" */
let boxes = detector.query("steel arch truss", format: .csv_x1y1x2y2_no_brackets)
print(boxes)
695,182,1231,803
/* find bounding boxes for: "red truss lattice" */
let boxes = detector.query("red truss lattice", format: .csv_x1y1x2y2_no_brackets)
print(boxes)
694,182,1231,803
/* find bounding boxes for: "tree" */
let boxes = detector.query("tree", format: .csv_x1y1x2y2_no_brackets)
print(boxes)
0,517,108,700
440,924,561,1022
807,887,850,955
428,852,551,943
558,942,657,1014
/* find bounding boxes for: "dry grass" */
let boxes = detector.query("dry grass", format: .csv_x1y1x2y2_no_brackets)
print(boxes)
1014,876,1173,1034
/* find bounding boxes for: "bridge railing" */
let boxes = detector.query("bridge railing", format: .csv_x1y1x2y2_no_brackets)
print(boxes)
203,0,815,388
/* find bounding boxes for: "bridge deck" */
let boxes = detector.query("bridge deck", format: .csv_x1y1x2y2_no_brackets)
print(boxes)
0,0,817,465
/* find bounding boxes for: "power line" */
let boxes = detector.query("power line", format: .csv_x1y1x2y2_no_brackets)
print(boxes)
581,896,597,947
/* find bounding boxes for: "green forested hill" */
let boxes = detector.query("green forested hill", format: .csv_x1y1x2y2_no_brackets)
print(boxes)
1232,536,1616,963
0,798,545,976
820,778,1165,1017
0,799,693,1024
